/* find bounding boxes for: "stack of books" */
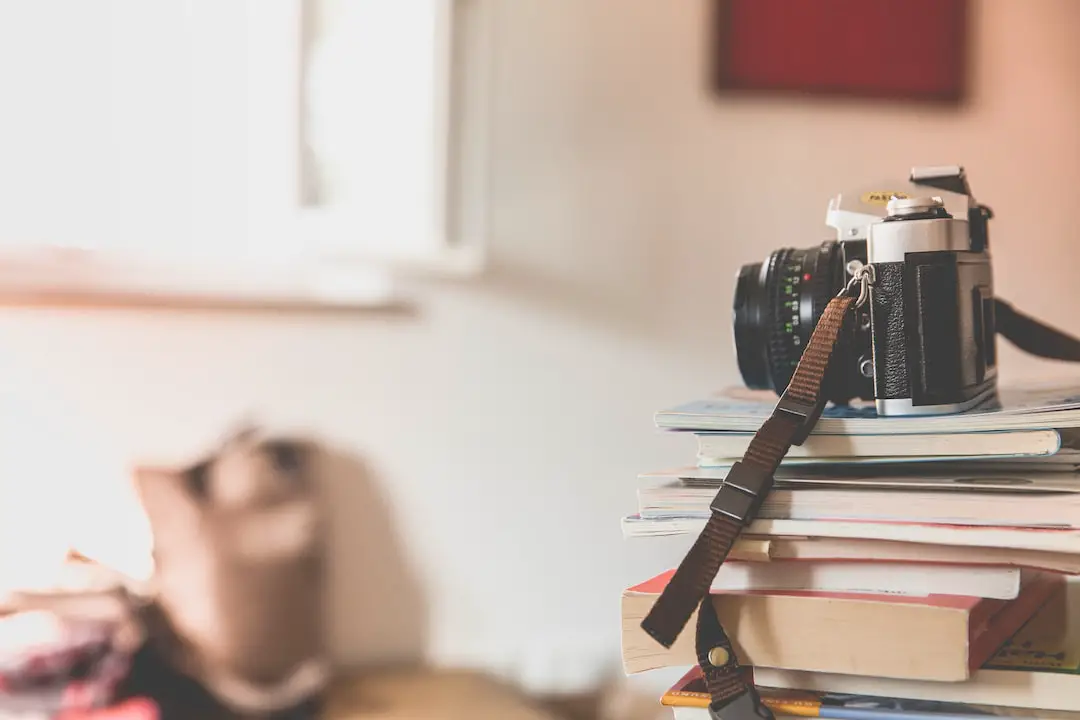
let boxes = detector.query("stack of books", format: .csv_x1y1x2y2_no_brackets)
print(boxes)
622,382,1080,718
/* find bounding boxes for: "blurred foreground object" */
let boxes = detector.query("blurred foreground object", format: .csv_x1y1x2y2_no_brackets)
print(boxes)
0,594,144,718
131,426,329,717
0,427,329,718
324,670,559,720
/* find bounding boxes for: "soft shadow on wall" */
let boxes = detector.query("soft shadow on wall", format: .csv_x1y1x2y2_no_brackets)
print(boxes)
313,443,429,668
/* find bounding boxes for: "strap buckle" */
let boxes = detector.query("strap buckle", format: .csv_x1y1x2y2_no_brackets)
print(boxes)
708,690,776,720
775,390,827,446
709,461,771,525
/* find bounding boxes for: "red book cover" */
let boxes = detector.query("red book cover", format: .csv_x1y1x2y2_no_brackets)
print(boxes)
57,698,159,720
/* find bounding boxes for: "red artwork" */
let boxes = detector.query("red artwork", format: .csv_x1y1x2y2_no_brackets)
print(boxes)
710,0,969,103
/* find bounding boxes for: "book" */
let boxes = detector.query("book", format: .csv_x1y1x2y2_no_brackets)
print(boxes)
694,428,1074,464
654,382,1080,436
692,560,1031,600
653,458,1080,475
660,666,1079,720
635,473,1080,528
752,582,1080,712
661,668,822,719
640,466,1080,491
620,569,1061,678
717,534,1080,575
621,516,1080,555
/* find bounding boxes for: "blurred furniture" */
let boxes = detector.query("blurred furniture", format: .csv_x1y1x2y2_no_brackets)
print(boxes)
326,669,561,720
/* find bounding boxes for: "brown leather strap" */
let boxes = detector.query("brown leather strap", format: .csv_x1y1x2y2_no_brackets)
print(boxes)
640,295,856,720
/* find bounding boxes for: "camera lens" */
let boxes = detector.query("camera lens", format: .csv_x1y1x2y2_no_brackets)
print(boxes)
732,241,872,404
733,262,770,389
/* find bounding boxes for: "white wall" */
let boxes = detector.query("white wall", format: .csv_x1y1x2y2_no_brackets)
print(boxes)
1,0,1079,696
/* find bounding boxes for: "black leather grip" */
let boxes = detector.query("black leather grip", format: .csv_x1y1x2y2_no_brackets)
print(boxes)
869,261,909,400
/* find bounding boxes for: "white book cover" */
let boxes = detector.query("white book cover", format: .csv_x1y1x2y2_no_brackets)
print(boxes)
694,428,1071,463
710,559,1024,599
635,470,1080,528
620,515,1080,554
639,466,1080,492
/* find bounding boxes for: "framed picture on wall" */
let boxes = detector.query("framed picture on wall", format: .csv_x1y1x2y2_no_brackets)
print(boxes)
709,0,969,103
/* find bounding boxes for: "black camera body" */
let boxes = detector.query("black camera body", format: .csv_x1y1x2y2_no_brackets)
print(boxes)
734,166,998,417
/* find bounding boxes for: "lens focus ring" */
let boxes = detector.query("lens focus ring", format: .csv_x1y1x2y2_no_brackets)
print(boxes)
764,249,798,392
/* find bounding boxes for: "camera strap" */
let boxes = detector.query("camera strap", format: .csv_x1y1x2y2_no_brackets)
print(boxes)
640,291,860,720
639,270,1080,719
994,299,1080,362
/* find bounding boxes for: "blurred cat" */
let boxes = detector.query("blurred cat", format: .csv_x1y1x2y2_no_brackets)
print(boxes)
129,426,328,718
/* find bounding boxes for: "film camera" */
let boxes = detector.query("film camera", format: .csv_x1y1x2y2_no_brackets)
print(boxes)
656,168,1080,720
733,166,999,417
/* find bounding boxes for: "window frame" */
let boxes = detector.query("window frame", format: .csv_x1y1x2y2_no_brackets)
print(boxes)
0,0,489,308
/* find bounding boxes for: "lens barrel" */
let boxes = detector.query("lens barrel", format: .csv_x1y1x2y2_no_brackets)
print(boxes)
733,262,770,390
732,241,872,404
